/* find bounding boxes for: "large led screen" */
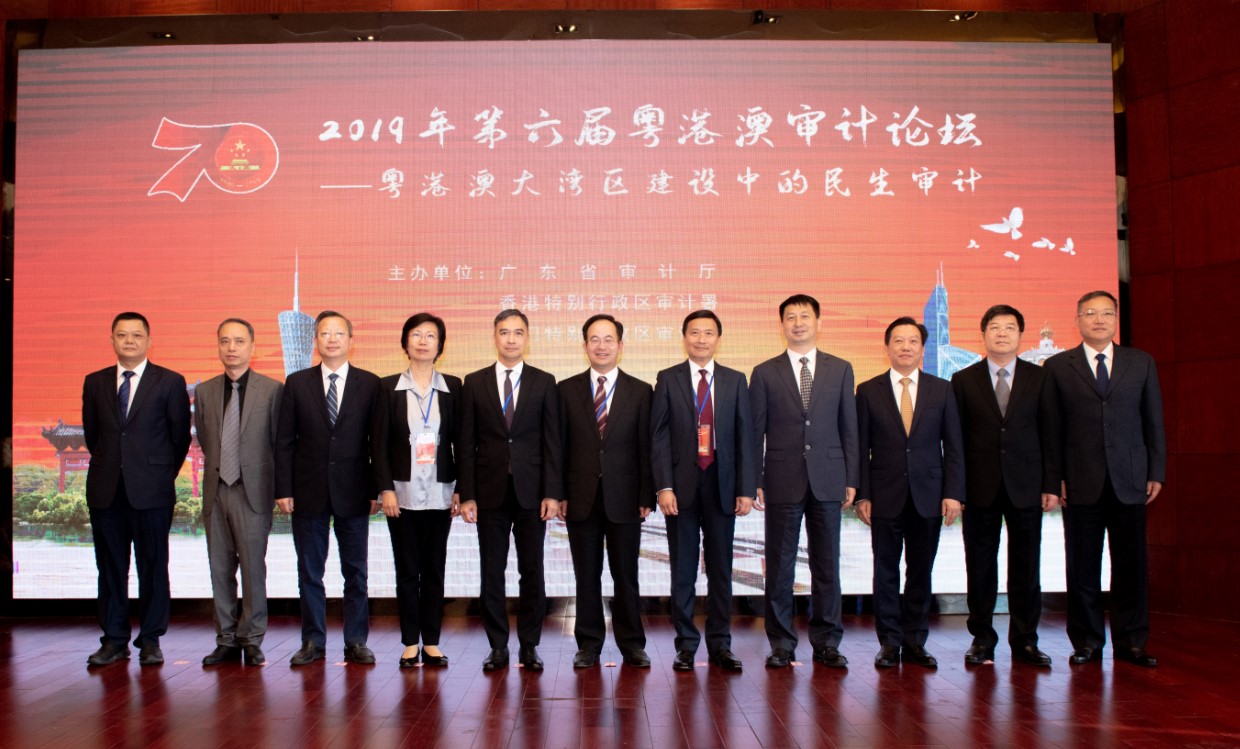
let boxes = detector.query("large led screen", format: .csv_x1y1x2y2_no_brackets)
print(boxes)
12,40,1117,598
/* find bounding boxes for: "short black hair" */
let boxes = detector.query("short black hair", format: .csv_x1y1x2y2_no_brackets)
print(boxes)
402,312,447,361
315,310,353,336
779,294,820,319
217,317,255,340
980,305,1025,333
494,309,530,329
1076,290,1118,312
884,316,928,345
112,311,150,335
681,309,722,336
582,314,623,341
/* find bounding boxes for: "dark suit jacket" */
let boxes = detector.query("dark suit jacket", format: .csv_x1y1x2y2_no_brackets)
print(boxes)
82,362,192,510
194,370,283,516
275,363,381,518
372,371,461,492
1044,344,1166,505
559,369,654,523
856,370,965,519
651,361,757,513
750,350,859,503
457,363,563,510
952,358,1060,509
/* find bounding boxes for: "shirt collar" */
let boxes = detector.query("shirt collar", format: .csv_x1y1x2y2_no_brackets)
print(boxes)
323,361,350,380
118,359,149,378
396,368,449,394
987,358,1016,379
688,359,715,377
786,349,816,369
496,360,524,379
1082,341,1115,362
228,369,251,387
590,368,617,387
889,368,920,387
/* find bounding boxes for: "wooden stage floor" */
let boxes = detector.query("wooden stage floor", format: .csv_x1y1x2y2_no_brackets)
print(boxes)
1,611,1238,748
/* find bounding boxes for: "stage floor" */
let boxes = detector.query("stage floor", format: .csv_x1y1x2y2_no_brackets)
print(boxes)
1,611,1237,748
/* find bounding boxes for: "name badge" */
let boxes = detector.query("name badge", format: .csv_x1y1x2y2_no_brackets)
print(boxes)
415,431,437,465
697,424,712,456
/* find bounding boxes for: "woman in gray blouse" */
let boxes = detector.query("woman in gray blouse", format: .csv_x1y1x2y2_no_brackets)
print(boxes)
372,312,461,668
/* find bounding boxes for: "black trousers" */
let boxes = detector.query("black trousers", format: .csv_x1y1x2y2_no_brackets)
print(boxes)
89,477,173,648
665,463,736,655
386,508,453,647
566,486,645,655
477,478,547,650
870,496,943,648
764,487,844,653
963,485,1044,650
1063,475,1149,651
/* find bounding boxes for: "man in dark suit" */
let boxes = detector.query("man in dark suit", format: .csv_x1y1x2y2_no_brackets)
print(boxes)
750,294,859,669
275,310,382,667
1044,290,1166,668
652,310,756,672
458,309,563,672
952,305,1060,668
195,318,283,667
855,317,964,669
559,314,654,668
82,312,191,667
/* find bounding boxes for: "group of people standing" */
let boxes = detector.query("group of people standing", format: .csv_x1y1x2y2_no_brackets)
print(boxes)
80,289,1165,674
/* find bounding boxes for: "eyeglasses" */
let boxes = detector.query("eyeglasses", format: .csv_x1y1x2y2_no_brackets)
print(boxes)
409,330,438,341
1077,309,1117,319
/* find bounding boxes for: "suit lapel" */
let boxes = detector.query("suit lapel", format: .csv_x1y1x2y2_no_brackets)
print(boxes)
679,362,699,420
508,366,532,430
315,365,335,429
126,365,158,422
908,374,930,435
1068,347,1102,399
579,372,603,446
807,352,834,412
975,363,1004,421
1108,346,1130,393
781,353,807,410
237,375,254,434
878,372,906,436
1005,361,1033,418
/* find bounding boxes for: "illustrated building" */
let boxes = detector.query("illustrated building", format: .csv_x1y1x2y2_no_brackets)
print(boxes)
278,253,315,377
922,265,982,380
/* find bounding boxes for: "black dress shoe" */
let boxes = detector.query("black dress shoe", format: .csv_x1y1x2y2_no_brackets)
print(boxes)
343,644,376,665
242,645,266,666
1069,647,1102,665
709,650,743,672
421,650,449,667
1013,645,1052,667
139,643,164,667
519,645,544,672
483,648,510,672
290,641,326,666
87,642,130,667
874,645,900,669
765,648,793,668
399,649,419,669
1115,648,1158,668
812,646,849,669
672,650,696,671
622,649,651,668
573,650,599,668
901,645,938,669
964,644,995,665
203,645,242,666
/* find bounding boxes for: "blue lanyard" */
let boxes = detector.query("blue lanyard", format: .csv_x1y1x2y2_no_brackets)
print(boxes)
594,376,619,421
694,372,715,426
501,373,523,415
415,388,436,429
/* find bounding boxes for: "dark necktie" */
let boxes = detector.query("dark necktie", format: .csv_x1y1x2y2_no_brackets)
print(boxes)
799,356,812,412
326,373,339,427
118,370,135,423
503,369,514,430
995,368,1010,417
697,368,714,470
1095,353,1109,396
219,380,242,485
594,375,608,437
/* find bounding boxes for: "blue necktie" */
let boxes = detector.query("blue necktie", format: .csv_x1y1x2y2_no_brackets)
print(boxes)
326,373,339,427
1095,353,1109,396
118,370,135,423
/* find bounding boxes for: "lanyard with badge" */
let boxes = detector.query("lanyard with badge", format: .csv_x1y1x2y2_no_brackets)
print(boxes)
695,371,715,457
412,388,437,465
501,373,523,415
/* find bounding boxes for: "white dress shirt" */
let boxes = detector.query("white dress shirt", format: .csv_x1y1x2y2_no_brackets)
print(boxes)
116,359,149,419
888,367,920,411
495,360,524,412
1082,341,1115,379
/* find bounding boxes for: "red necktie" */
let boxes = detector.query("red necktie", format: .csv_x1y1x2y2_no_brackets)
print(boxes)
697,368,714,469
